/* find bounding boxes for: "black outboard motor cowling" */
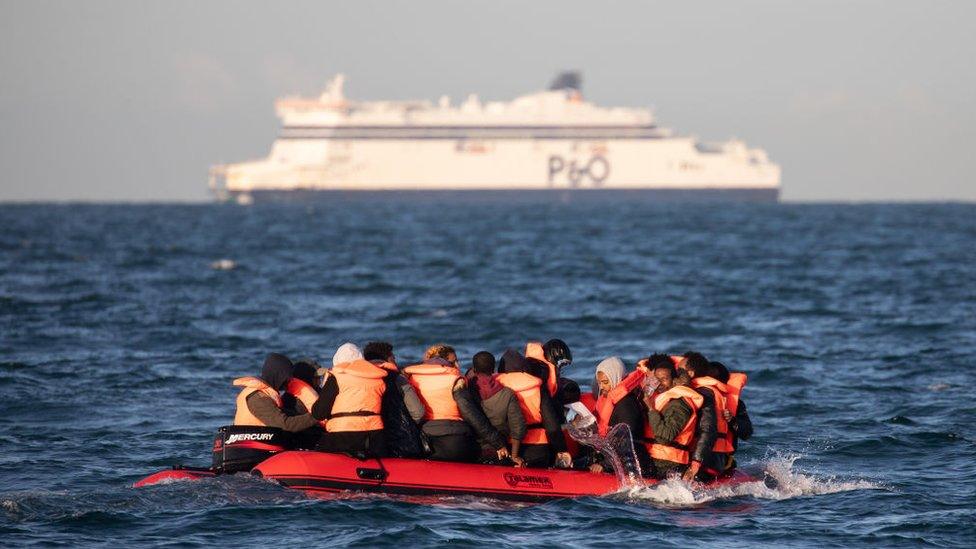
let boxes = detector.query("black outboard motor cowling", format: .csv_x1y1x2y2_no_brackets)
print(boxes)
212,426,294,473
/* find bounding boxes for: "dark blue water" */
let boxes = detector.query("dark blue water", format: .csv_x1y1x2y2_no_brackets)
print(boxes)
2,201,975,547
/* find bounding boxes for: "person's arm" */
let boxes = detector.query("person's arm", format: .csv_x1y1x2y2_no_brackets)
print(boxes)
454,379,505,450
539,390,568,454
310,375,338,421
506,391,527,442
730,399,753,441
688,390,717,478
246,393,318,432
647,399,692,443
398,376,426,423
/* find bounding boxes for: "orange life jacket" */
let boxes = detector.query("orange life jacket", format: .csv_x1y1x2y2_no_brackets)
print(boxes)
670,355,685,370
692,376,734,454
496,371,547,444
233,376,282,426
594,370,647,437
404,363,463,422
525,342,559,397
693,373,748,454
326,359,387,432
649,385,704,465
285,377,327,430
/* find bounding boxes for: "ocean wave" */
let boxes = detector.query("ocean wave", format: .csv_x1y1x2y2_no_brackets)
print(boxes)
621,453,881,507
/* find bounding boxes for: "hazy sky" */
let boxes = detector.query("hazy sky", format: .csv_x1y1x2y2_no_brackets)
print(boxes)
1,1,973,201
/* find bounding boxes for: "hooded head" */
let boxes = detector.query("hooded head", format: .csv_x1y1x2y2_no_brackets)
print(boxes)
499,349,527,374
593,356,626,398
332,342,363,366
261,353,294,391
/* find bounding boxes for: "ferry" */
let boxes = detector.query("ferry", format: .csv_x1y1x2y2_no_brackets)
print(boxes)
209,73,780,203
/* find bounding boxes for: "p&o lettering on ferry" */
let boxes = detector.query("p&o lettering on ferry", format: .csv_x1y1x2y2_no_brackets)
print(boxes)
547,155,611,187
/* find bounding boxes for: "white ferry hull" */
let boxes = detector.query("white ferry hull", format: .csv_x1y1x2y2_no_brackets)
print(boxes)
210,74,781,202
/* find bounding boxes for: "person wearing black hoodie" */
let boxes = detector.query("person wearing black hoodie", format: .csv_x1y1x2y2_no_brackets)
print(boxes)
497,349,570,468
236,353,320,433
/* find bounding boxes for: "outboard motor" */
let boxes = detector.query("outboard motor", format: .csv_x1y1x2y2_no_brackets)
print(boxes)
212,425,294,473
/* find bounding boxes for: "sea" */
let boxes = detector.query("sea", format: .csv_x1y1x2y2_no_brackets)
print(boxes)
1,200,974,547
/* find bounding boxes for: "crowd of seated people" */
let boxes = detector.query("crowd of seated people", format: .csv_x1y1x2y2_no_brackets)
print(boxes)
232,340,752,479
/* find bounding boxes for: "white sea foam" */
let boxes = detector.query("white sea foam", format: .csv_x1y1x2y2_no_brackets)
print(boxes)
621,453,882,507
210,259,237,270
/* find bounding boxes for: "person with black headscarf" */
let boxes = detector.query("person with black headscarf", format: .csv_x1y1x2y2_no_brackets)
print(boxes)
232,353,320,432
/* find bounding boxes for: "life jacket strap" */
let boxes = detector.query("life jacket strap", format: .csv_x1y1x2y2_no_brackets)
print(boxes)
330,411,381,418
657,440,690,451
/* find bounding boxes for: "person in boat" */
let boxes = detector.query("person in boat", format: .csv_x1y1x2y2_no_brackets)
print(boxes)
281,358,320,414
682,352,720,482
280,357,326,448
466,351,526,466
405,344,507,462
688,360,751,479
642,354,708,480
496,349,572,469
525,339,581,413
311,343,393,457
587,356,652,476
368,341,427,457
710,361,753,449
233,353,321,433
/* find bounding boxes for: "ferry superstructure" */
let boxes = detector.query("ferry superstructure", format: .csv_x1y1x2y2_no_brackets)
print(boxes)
209,73,780,202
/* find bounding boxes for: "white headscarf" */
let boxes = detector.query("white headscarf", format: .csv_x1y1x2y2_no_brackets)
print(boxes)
332,342,363,366
593,356,626,397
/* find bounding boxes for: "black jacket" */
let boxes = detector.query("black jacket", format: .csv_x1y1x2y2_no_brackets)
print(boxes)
382,374,426,457
539,389,568,453
730,398,753,448
692,387,718,465
596,391,651,474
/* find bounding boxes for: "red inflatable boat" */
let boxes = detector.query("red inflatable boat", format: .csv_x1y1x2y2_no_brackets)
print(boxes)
135,450,755,502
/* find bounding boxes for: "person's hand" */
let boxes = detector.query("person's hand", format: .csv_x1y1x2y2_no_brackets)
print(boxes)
589,463,604,473
682,461,701,482
511,456,525,468
496,447,510,460
636,358,651,375
555,452,572,469
723,409,732,422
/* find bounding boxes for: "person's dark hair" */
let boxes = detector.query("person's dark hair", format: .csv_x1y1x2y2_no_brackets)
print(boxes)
543,339,572,366
292,360,318,386
363,341,394,362
471,351,496,375
683,351,710,377
648,353,676,378
710,361,730,383
647,353,673,370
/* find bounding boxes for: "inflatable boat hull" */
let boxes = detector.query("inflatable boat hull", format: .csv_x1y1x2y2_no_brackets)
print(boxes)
136,451,755,502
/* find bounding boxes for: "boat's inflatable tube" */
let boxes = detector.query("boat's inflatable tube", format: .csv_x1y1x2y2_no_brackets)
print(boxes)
253,451,621,502
136,451,755,502
133,466,215,488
